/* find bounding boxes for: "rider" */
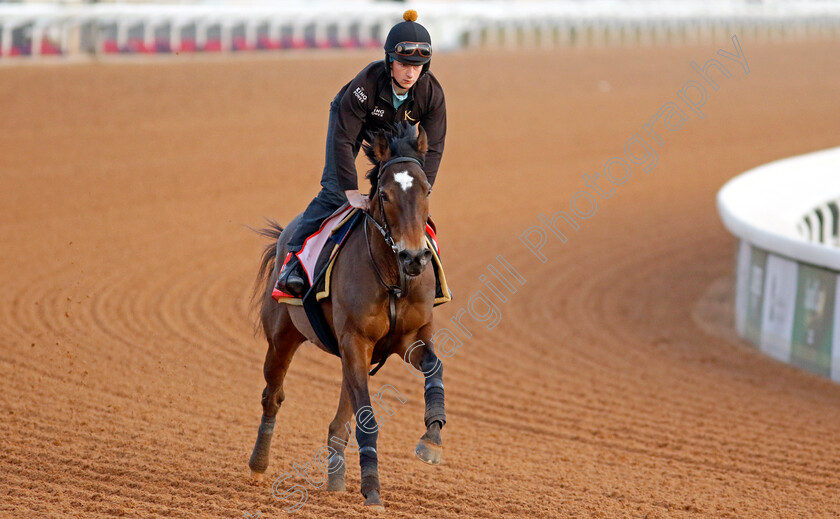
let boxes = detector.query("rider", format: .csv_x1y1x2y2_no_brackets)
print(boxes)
275,9,447,298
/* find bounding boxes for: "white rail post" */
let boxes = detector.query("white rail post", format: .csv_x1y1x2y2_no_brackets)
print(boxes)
314,18,328,48
171,18,182,52
116,18,129,52
144,18,154,52
196,18,206,51
270,18,282,49
59,18,71,56
246,18,257,50
290,17,304,48
31,21,44,58
221,20,232,52
2,21,13,57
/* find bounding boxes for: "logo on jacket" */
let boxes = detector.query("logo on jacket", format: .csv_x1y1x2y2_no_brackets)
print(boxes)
353,87,367,103
404,110,416,122
372,107,385,117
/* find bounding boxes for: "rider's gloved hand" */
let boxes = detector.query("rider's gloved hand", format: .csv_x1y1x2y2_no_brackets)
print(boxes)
344,190,370,211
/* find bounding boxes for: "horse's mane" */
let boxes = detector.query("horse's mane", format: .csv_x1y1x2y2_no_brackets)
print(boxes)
362,122,425,193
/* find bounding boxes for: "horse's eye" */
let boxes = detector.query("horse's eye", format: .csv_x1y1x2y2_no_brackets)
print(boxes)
426,189,432,197
381,192,390,203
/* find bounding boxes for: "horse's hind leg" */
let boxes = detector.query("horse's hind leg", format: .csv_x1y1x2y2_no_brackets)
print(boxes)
325,380,353,492
248,304,304,480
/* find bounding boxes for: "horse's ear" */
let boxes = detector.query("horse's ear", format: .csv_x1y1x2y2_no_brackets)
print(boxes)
416,125,428,155
373,132,391,162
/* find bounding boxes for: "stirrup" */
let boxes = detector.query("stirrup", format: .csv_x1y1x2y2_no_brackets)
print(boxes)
273,253,305,299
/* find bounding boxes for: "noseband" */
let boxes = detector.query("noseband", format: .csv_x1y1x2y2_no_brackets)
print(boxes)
363,155,424,376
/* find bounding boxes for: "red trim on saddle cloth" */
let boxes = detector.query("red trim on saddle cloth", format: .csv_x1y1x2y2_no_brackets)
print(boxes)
272,287,296,300
425,221,440,255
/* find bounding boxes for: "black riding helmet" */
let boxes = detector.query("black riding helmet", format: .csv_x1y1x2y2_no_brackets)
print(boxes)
384,10,432,86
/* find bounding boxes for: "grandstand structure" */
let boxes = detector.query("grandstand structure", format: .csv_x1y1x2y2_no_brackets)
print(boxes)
1,1,840,60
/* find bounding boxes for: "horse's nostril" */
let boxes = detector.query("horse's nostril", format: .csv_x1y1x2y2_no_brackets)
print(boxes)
422,250,432,262
398,250,410,262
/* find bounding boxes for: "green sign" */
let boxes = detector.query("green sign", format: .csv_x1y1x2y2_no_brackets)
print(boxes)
790,264,837,377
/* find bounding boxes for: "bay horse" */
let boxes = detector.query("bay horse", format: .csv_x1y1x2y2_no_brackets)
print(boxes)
248,123,446,510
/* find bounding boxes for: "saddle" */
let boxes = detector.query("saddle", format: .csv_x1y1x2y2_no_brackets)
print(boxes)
272,204,452,359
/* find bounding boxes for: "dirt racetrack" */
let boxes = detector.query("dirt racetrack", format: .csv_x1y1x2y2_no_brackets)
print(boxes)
2,38,840,518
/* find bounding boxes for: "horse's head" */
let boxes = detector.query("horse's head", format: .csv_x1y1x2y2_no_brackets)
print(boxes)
365,123,433,277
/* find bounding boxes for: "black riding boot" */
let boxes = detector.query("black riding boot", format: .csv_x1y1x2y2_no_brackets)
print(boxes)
275,252,306,298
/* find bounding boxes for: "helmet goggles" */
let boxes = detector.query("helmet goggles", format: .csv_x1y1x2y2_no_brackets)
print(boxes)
394,41,432,59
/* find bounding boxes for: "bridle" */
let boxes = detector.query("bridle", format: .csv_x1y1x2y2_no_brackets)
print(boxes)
363,155,424,375
364,155,423,297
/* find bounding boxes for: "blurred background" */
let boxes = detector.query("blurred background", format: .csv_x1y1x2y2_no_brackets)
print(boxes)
1,0,839,60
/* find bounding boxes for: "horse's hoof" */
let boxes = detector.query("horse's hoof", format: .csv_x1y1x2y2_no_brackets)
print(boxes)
327,475,346,492
415,438,442,465
250,470,265,481
364,490,385,511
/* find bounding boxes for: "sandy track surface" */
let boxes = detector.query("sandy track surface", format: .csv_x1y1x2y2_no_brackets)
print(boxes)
2,40,840,518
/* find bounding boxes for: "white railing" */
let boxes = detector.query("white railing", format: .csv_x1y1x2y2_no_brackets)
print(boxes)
1,1,840,60
718,147,840,272
717,146,840,382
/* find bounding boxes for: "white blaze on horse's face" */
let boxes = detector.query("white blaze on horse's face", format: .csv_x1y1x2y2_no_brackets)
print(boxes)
382,166,429,257
394,170,413,191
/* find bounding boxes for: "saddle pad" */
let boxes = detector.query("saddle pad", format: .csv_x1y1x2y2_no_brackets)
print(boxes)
297,203,354,286
273,206,361,307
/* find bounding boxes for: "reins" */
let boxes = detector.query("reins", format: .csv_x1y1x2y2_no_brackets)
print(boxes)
363,155,423,376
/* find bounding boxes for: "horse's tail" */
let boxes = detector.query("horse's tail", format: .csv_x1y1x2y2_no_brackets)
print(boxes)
250,219,285,335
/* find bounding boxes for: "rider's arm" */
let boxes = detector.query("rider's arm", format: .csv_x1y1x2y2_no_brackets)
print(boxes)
420,74,447,188
332,72,372,193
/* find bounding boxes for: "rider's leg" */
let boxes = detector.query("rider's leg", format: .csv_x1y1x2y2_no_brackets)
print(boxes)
276,106,347,297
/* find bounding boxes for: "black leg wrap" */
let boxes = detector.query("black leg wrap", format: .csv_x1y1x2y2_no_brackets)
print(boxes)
358,446,380,496
248,415,276,472
423,352,446,428
356,427,378,455
424,385,446,428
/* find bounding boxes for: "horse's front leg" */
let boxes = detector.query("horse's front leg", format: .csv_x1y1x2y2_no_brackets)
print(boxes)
340,333,385,510
407,325,446,465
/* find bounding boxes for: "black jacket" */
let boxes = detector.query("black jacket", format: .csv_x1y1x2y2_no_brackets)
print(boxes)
329,60,446,192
